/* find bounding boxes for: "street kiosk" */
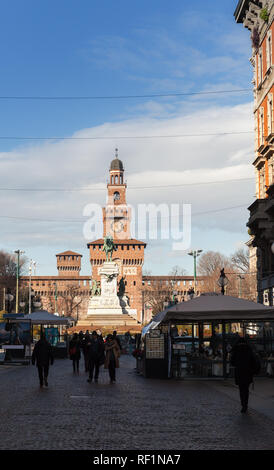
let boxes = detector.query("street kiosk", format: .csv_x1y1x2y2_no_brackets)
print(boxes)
139,293,274,379
2,310,71,362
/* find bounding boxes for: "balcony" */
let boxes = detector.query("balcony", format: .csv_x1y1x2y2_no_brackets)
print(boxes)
247,188,274,246
247,199,268,229
260,138,274,159
265,184,274,215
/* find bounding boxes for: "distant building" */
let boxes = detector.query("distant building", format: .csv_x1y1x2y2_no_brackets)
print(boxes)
21,251,92,319
235,0,274,305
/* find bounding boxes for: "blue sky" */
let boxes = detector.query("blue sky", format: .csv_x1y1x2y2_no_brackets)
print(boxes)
0,0,255,276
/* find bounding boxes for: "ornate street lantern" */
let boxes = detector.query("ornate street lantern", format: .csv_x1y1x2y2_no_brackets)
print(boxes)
217,269,229,295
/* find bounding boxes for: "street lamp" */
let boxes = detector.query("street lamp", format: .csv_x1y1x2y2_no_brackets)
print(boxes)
5,292,14,313
14,249,25,314
28,260,36,314
237,274,245,298
188,249,203,293
217,268,229,295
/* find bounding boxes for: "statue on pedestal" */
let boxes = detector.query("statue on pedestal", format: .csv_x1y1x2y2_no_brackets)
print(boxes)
91,280,101,296
103,234,117,262
118,276,126,297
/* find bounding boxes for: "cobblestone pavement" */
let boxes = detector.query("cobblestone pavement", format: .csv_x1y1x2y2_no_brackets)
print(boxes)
1,355,274,450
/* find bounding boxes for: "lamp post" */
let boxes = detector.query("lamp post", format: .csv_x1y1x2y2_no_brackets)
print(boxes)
28,260,36,314
170,279,178,305
217,268,229,295
237,274,244,298
188,249,203,293
14,249,25,314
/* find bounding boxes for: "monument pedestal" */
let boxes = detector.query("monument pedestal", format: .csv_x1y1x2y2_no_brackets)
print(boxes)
77,261,140,331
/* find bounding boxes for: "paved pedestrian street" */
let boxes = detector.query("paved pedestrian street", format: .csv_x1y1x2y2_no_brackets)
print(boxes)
1,355,274,450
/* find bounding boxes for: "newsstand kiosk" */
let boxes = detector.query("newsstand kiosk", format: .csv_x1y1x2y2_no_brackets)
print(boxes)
143,328,169,379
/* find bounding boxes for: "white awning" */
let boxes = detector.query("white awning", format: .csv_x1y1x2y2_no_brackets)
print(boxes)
15,310,70,325
150,294,274,323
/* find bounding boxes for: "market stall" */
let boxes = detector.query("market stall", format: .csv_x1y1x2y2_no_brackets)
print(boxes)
139,293,274,379
4,310,71,361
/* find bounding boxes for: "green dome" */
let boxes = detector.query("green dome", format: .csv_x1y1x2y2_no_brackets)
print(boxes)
110,157,124,171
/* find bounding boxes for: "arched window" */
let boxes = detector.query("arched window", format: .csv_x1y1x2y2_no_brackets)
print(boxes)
115,175,118,184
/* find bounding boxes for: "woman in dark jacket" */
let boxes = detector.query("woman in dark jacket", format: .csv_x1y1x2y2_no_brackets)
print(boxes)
69,333,81,374
230,337,257,413
32,333,54,388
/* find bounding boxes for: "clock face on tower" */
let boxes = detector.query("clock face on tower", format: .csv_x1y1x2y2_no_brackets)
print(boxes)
111,219,124,234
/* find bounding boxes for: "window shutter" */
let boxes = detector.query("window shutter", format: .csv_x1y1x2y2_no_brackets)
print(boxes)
259,106,264,145
268,94,273,135
258,48,263,84
267,31,272,68
266,34,270,70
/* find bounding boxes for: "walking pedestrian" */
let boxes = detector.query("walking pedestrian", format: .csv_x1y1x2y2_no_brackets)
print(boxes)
113,330,122,351
104,334,120,384
87,331,105,383
230,337,259,413
32,333,54,388
83,330,91,372
78,330,84,347
69,333,81,374
96,329,104,344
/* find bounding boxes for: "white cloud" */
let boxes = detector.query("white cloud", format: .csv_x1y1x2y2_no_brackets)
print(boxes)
0,101,255,273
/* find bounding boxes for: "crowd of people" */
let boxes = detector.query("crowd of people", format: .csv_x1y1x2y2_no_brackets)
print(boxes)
31,330,261,414
31,329,125,388
68,329,123,384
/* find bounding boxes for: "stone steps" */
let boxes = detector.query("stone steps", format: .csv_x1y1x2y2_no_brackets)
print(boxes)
72,313,142,334
79,313,140,326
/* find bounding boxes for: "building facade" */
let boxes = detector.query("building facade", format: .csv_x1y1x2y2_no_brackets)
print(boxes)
235,0,274,305
21,251,92,319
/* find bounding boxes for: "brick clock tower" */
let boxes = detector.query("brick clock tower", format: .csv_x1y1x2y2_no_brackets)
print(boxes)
87,151,146,323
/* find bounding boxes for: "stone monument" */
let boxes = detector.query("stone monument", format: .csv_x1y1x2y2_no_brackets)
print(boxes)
86,235,137,321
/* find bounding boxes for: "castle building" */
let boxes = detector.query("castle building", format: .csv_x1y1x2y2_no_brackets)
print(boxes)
20,153,205,328
87,154,147,323
235,0,274,305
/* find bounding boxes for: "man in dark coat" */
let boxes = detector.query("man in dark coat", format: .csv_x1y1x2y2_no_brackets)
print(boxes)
83,330,91,372
87,331,105,383
32,333,54,388
230,337,258,413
